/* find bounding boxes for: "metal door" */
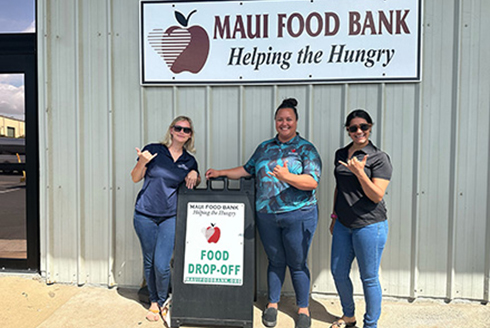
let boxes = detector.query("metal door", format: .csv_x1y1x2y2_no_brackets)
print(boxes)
0,33,39,272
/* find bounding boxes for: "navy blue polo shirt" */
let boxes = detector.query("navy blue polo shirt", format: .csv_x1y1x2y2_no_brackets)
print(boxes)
334,141,392,229
134,143,198,217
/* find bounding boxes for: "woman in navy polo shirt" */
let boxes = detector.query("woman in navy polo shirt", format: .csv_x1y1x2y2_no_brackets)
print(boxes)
206,98,322,328
329,109,392,328
131,116,200,322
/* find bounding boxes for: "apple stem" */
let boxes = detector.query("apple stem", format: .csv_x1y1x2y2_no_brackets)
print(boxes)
186,10,197,24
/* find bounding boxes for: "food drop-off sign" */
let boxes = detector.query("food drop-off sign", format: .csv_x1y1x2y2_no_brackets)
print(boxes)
183,202,245,286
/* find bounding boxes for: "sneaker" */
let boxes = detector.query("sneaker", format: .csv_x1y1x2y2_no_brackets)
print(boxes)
295,313,311,328
262,307,278,327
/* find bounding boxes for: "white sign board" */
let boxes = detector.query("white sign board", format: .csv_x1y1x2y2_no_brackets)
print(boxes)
183,202,245,286
140,0,422,84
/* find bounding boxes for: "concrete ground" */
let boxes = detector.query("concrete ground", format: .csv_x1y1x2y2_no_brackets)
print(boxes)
1,275,489,328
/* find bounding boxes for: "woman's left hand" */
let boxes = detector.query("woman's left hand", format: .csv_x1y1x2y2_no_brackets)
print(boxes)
268,161,290,182
339,155,368,177
185,170,199,189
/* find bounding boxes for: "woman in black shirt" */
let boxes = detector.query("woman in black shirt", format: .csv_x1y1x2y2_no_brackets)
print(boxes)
329,109,392,328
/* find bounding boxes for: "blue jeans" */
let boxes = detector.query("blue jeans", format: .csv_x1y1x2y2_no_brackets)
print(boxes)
256,206,318,308
331,220,388,328
134,210,175,307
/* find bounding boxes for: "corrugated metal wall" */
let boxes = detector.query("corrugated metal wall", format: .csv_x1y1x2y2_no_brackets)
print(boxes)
37,0,490,301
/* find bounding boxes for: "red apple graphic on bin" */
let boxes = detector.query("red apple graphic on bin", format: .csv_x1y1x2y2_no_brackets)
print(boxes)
205,223,221,243
149,10,210,74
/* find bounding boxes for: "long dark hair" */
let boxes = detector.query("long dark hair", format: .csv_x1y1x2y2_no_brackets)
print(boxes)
344,109,373,127
275,98,298,120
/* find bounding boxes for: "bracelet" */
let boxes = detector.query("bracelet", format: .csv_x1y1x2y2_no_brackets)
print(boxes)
330,213,337,219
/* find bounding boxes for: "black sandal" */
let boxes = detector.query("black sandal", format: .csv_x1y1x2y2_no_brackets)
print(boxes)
330,319,357,328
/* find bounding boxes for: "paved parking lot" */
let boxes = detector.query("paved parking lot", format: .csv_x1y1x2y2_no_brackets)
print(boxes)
0,174,26,258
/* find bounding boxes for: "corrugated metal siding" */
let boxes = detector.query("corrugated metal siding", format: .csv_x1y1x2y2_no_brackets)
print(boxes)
38,0,490,301
453,0,490,300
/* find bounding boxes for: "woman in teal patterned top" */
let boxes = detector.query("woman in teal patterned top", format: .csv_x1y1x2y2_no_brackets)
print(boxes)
206,98,322,328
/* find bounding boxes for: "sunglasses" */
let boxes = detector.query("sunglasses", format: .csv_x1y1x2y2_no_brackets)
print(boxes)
173,125,192,134
347,123,371,133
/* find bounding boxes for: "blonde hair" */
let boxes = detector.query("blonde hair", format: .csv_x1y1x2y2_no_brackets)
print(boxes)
162,116,196,153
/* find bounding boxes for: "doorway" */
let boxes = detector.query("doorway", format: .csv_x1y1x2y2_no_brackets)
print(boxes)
0,33,39,272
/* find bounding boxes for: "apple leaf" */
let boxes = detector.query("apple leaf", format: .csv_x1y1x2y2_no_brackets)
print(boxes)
174,10,197,27
175,11,188,27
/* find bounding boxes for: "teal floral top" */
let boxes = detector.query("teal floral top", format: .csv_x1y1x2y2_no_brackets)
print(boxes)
244,134,322,213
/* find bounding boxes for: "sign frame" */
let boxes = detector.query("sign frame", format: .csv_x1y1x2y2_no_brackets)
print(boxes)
140,0,423,85
171,178,255,328
183,202,245,286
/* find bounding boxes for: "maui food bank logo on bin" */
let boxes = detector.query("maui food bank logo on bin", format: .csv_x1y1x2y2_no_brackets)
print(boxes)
204,223,221,243
184,202,245,286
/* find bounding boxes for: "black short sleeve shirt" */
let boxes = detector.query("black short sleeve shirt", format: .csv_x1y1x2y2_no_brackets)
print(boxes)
334,141,392,229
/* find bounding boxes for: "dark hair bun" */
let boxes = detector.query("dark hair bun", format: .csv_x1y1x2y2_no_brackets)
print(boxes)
275,97,299,120
281,98,298,108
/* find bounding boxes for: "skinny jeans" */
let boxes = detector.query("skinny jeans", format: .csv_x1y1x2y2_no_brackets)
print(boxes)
256,206,318,308
134,210,175,307
331,220,388,328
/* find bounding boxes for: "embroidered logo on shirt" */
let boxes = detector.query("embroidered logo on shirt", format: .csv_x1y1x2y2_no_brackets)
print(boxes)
177,164,189,170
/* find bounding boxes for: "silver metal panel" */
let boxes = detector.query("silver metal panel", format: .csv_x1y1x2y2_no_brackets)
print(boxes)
112,0,146,287
207,87,241,170
381,84,418,298
416,0,456,298
142,87,175,146
242,86,275,160
453,0,490,301
78,0,112,286
45,0,80,284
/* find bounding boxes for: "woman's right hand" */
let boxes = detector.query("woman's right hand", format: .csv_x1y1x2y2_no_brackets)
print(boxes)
131,147,156,183
205,168,220,179
136,147,157,165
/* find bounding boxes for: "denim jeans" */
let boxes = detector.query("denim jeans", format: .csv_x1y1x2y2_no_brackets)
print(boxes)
256,206,318,308
134,210,175,307
331,220,388,328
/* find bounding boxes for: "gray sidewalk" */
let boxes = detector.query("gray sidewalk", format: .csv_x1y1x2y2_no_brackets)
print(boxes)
1,275,489,328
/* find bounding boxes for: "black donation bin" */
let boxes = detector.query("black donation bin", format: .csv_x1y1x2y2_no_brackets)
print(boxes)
171,177,255,328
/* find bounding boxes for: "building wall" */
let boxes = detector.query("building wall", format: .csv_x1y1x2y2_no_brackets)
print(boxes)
37,0,490,301
0,115,25,138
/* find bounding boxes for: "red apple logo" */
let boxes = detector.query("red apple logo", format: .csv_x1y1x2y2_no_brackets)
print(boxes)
148,10,210,74
204,223,221,243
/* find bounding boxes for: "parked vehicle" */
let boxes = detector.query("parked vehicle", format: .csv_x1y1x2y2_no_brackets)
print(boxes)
0,137,25,174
